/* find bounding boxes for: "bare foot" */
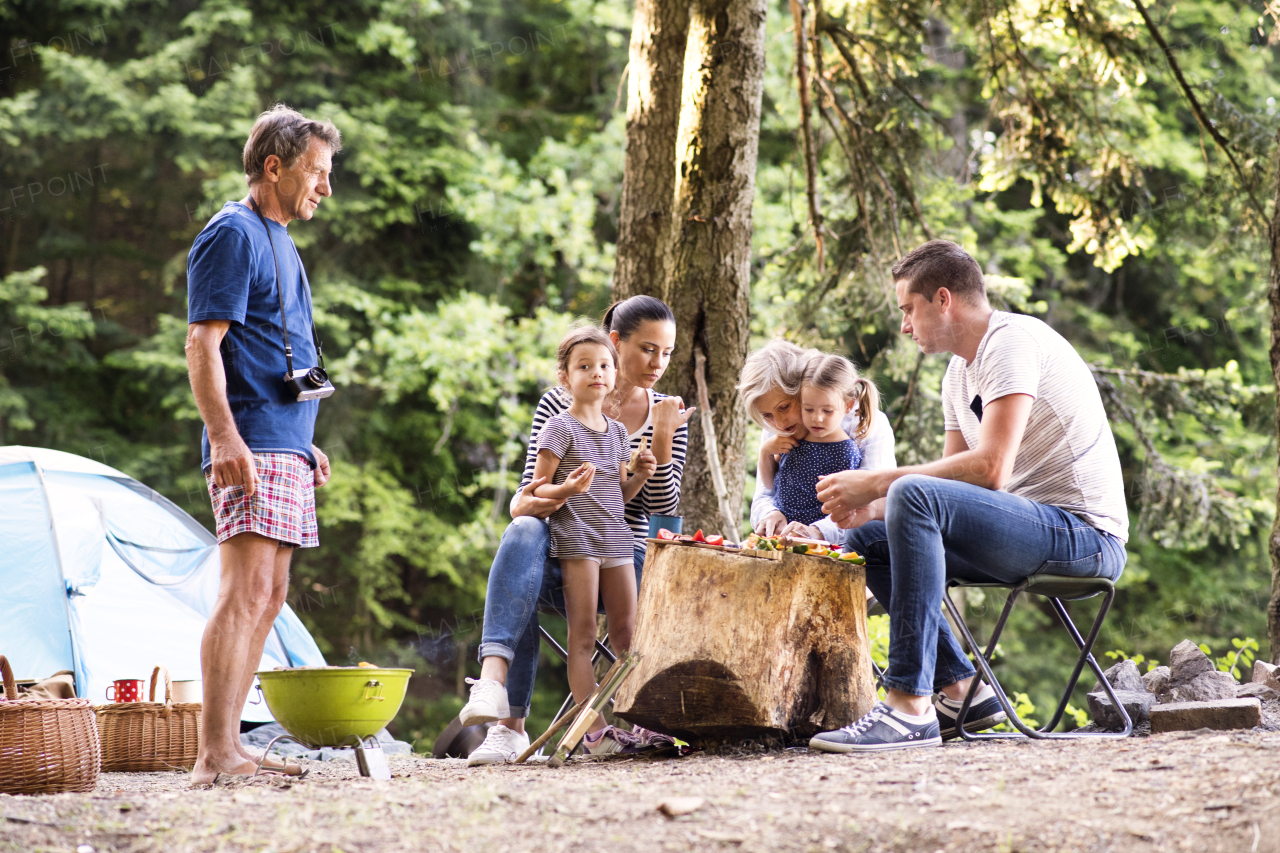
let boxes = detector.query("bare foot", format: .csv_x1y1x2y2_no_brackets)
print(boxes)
190,755,260,786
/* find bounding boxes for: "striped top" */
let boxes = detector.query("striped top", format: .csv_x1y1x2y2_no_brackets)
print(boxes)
942,311,1129,541
514,386,689,548
536,413,635,561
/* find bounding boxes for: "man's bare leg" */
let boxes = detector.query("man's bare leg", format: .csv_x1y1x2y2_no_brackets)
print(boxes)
230,544,300,770
192,532,285,784
477,656,525,735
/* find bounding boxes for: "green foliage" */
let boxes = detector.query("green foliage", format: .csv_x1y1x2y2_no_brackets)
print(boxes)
1214,637,1259,681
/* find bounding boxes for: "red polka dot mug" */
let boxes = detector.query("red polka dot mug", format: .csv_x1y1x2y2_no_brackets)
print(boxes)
105,678,144,703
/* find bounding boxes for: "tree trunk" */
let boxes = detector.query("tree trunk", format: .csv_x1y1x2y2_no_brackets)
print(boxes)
613,540,877,741
659,0,766,535
613,0,689,300
1268,128,1280,663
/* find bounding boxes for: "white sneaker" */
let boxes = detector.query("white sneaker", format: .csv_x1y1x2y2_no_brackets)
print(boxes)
466,724,530,766
460,677,511,727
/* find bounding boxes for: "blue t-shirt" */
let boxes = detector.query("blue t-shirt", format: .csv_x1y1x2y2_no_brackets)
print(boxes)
773,439,863,526
187,201,321,471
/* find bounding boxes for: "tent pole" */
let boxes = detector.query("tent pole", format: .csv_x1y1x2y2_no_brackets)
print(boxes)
33,461,83,697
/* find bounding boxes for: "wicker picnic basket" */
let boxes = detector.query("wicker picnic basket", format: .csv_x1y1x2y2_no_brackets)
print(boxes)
0,654,101,794
96,665,201,771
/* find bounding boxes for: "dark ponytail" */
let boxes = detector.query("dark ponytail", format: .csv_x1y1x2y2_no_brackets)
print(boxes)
602,295,675,341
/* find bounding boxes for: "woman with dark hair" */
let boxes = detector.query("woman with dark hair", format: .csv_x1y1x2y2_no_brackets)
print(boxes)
461,295,695,765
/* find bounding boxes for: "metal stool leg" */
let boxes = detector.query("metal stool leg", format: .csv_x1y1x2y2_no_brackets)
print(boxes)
945,582,1131,739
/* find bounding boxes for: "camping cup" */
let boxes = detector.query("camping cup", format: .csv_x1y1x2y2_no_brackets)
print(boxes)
105,679,144,703
171,680,202,704
648,515,684,538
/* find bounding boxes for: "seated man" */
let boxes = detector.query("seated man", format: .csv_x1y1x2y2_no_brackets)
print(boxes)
810,240,1129,752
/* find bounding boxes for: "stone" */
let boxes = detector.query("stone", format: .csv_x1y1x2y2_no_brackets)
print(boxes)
1236,683,1280,701
1143,665,1171,697
1169,640,1214,686
1092,659,1148,695
658,797,705,817
1149,698,1262,734
1087,689,1155,730
1168,670,1237,704
1252,660,1280,691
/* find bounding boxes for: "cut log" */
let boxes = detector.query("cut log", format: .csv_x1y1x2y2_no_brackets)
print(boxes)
613,540,876,742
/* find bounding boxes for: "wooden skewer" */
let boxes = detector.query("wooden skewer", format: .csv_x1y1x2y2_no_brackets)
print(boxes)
514,700,584,764
516,653,628,765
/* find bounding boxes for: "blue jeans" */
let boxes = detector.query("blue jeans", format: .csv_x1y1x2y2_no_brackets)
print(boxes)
477,516,645,718
844,475,1127,697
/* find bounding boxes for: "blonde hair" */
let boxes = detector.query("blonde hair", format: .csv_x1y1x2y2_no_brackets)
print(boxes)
737,339,811,428
802,354,880,440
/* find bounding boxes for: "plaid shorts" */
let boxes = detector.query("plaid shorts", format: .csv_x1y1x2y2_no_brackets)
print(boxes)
206,452,318,548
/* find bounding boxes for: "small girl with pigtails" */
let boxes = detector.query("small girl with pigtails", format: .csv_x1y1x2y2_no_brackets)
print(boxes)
758,353,881,527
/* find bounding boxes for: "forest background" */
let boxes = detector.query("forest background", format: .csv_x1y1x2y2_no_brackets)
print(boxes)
2,0,1278,747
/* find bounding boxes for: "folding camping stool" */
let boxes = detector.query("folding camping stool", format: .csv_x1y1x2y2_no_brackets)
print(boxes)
942,574,1132,739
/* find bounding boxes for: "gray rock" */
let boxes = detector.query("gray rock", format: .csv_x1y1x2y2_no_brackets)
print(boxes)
1092,659,1147,695
1169,640,1214,686
1252,660,1280,691
1143,665,1171,698
1168,669,1238,703
1087,689,1155,730
1236,683,1280,701
1149,698,1262,734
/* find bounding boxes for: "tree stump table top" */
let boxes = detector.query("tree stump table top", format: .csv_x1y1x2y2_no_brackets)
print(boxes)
613,539,877,743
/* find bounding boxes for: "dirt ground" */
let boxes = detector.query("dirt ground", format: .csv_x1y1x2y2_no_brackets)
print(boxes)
4,728,1280,853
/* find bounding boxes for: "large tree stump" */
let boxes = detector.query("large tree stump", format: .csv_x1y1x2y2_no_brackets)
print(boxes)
613,541,876,742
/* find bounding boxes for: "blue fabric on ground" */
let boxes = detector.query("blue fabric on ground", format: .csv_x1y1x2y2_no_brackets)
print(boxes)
241,721,413,761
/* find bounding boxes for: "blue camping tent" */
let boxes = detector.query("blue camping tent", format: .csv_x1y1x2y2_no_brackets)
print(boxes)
0,446,325,721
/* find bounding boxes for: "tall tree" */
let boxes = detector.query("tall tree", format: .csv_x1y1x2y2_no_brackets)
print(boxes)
615,0,689,299
1269,129,1280,660
660,0,767,534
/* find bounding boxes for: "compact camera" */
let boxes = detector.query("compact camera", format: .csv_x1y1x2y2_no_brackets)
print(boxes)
284,366,335,401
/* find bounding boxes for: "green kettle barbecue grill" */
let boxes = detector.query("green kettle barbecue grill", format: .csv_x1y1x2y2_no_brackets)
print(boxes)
253,666,413,779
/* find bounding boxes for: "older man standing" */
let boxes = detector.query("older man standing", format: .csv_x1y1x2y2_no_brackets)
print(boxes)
810,240,1129,753
186,105,341,783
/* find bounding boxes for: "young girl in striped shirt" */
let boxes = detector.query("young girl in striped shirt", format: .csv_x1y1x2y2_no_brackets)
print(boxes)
530,327,657,741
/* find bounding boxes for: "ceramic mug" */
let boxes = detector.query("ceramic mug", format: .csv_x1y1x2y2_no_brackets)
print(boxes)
648,514,684,538
105,678,144,703
170,680,202,704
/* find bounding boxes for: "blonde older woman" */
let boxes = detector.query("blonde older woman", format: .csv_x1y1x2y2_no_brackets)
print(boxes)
738,340,896,541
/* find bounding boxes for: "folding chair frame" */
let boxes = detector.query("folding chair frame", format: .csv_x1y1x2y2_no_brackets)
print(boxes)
942,576,1131,740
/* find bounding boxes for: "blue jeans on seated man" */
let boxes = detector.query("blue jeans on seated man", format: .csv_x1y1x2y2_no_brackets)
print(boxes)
476,515,646,719
844,474,1128,699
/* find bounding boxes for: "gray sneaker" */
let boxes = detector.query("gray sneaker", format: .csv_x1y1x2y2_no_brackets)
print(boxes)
934,682,1007,740
809,702,942,753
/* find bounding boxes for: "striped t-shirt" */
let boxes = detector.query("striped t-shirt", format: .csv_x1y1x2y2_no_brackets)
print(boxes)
942,311,1128,541
514,386,689,548
536,413,635,562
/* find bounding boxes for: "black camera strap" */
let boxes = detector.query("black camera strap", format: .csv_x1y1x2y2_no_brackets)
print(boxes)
247,196,326,376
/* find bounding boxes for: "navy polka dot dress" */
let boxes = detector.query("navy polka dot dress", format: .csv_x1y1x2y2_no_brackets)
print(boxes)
773,439,863,526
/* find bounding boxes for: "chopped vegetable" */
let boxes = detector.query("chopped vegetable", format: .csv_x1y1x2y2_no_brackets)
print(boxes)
656,528,678,541
791,544,809,554
705,534,725,546
692,529,706,543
